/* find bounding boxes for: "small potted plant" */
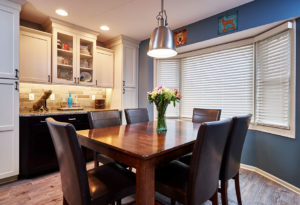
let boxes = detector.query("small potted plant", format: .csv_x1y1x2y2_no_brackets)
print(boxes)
148,86,181,131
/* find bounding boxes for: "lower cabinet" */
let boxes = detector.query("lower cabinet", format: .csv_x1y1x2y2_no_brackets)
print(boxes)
19,113,92,178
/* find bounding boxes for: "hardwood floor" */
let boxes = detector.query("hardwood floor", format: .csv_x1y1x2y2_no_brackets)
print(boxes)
0,166,299,205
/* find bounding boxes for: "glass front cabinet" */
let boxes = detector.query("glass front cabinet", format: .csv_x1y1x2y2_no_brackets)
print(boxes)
47,19,96,85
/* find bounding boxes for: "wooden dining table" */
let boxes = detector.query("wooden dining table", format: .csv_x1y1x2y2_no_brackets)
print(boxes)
77,119,200,205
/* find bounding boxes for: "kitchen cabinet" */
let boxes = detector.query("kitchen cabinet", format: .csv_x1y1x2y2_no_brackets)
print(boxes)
123,44,138,88
44,18,97,86
105,36,139,123
0,1,20,79
95,47,114,88
0,79,19,180
19,113,92,178
20,26,52,83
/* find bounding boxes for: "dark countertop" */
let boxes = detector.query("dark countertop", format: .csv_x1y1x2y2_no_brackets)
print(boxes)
19,108,117,117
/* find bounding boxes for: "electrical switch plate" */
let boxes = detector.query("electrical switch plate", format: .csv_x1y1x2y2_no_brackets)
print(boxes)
92,95,96,100
29,93,35,101
50,94,55,101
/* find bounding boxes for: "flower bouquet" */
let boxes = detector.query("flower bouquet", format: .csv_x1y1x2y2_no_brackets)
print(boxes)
147,86,181,131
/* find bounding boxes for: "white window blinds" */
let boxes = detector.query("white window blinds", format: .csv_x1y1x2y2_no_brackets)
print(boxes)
181,45,254,119
157,59,180,117
256,31,291,128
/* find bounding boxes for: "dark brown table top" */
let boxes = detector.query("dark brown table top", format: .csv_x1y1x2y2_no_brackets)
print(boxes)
77,120,200,159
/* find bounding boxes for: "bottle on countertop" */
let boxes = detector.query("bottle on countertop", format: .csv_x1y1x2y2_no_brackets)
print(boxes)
67,92,73,108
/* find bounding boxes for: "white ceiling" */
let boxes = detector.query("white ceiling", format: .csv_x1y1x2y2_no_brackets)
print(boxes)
21,0,254,42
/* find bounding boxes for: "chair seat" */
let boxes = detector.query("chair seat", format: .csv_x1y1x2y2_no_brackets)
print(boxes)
88,163,136,204
178,153,192,165
155,160,189,203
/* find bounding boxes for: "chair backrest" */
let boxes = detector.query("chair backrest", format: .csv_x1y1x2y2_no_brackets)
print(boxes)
220,114,252,181
124,108,149,124
192,108,221,123
88,110,121,129
46,118,90,205
187,118,232,205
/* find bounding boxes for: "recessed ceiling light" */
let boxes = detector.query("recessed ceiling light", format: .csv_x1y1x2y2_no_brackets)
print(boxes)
100,25,110,31
56,9,68,16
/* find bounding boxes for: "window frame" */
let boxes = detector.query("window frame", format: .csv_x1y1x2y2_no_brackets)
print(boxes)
153,21,295,138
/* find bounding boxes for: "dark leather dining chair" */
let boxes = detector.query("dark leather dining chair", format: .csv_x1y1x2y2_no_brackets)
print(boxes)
219,114,252,205
88,110,121,167
46,118,135,205
155,118,232,205
124,108,149,124
192,108,221,123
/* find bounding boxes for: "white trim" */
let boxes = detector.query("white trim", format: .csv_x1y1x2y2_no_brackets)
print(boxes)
240,164,300,195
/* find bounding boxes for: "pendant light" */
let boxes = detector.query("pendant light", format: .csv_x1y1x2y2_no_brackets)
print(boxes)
147,0,177,58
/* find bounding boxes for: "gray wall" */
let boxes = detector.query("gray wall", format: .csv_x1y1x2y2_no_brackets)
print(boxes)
138,0,300,188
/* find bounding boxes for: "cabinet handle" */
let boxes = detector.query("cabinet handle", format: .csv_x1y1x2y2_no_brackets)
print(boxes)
78,77,80,84
123,80,125,86
48,75,51,82
96,80,97,86
68,118,77,121
40,120,46,123
15,81,19,91
74,77,77,84
123,88,125,94
15,69,19,79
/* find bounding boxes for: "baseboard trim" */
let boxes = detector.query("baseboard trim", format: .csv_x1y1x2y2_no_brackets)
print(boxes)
240,164,300,195
0,175,18,185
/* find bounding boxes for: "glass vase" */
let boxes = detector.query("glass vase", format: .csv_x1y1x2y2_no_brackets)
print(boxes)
156,103,168,131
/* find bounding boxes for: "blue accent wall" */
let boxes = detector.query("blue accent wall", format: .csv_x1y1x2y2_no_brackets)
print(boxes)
138,0,300,188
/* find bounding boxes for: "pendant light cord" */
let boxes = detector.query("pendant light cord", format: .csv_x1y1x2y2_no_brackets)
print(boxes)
156,0,168,26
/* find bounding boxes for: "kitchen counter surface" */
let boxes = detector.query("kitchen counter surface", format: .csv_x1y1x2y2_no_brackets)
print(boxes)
19,108,117,117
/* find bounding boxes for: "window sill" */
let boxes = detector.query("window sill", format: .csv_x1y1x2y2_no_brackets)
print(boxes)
249,124,295,139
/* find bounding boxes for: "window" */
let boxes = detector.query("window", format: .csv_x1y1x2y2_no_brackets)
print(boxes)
156,59,180,117
256,31,291,128
155,23,294,138
181,45,254,119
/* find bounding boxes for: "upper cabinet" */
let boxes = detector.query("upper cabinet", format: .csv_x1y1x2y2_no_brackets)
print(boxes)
44,18,97,85
0,2,20,79
20,27,51,83
95,47,114,88
123,44,138,88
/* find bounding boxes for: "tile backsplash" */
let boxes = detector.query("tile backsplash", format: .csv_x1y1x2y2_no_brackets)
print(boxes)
20,83,108,112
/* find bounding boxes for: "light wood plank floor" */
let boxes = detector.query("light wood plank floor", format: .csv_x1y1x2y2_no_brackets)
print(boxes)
0,166,299,205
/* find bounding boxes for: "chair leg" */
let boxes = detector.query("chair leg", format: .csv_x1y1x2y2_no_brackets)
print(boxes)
210,190,218,205
63,197,68,205
234,172,242,205
93,151,99,167
171,199,176,205
221,180,228,205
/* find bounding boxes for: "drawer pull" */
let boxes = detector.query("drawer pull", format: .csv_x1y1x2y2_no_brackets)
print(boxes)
68,118,77,121
40,120,46,123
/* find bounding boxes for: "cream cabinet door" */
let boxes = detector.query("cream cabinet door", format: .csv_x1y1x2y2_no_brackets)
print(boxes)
20,28,51,83
0,79,19,179
0,4,19,79
123,45,138,88
95,49,114,88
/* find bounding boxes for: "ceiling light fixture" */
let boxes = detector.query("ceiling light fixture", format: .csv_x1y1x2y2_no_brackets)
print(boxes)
100,25,110,31
147,0,177,58
55,9,68,17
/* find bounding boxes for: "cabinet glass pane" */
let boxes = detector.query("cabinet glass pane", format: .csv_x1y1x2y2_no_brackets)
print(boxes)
79,39,93,83
57,32,74,81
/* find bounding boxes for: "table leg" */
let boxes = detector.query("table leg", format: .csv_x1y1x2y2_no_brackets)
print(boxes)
136,161,155,205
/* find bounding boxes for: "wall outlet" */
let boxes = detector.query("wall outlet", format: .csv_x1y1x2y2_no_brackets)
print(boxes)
29,93,35,101
50,94,55,101
92,95,96,100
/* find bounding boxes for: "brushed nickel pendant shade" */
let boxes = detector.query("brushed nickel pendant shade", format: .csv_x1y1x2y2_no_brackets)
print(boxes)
147,0,177,58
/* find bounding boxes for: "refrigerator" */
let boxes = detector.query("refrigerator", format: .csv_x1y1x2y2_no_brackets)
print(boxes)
0,0,21,182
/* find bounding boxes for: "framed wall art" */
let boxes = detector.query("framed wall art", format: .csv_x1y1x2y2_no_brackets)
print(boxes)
218,12,238,34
